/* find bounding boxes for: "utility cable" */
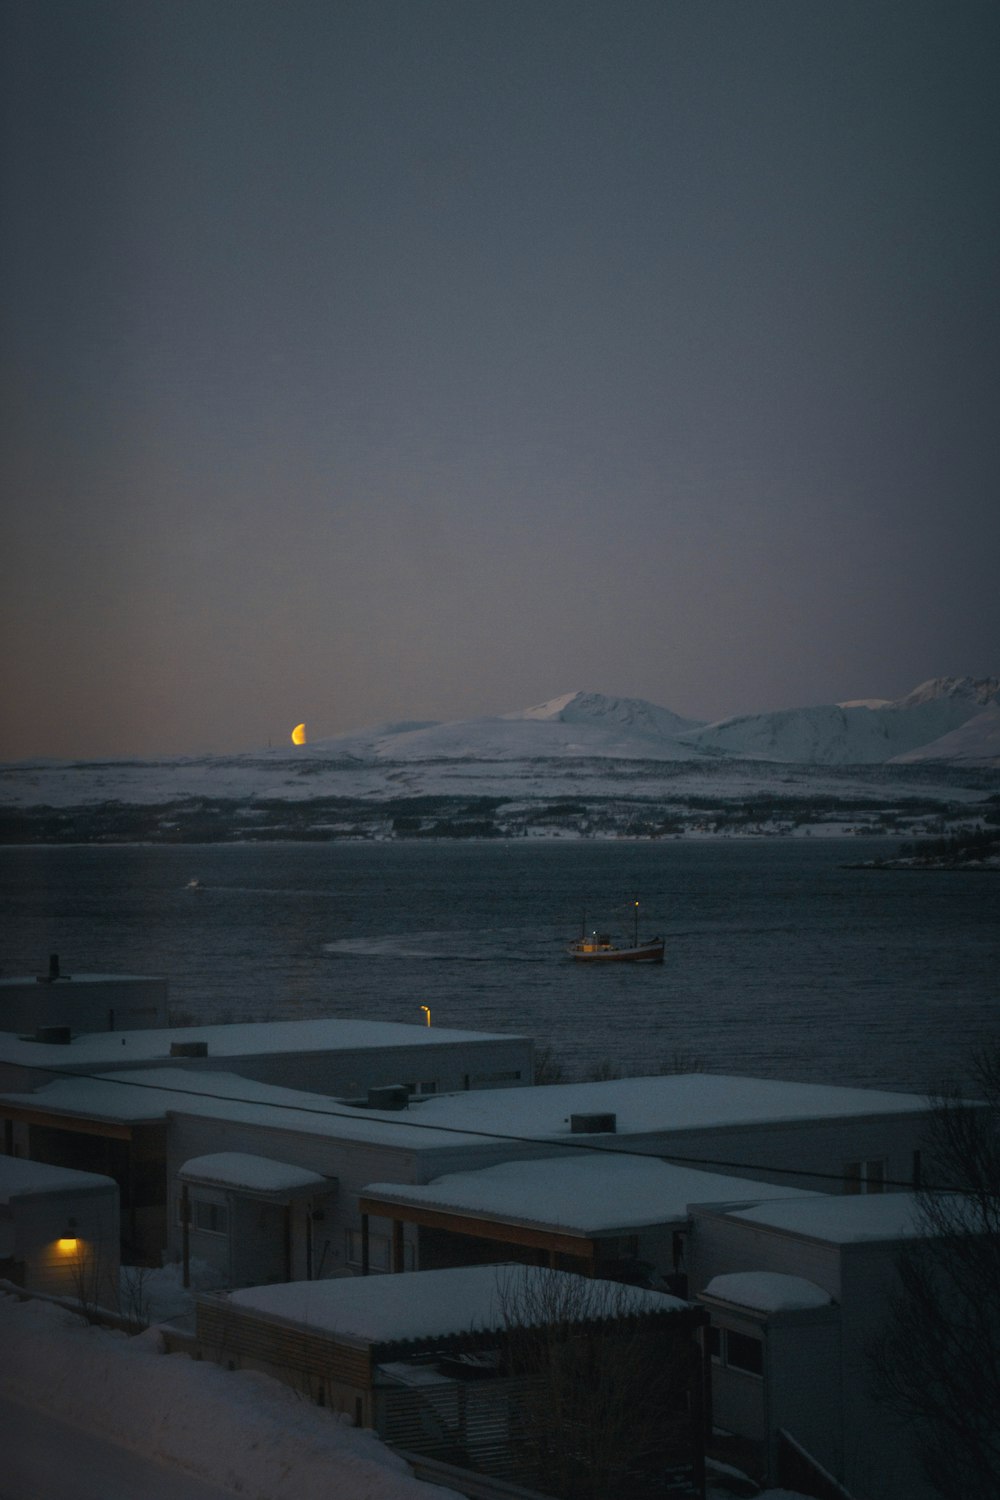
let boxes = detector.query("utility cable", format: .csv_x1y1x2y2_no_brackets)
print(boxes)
1,1056,980,1195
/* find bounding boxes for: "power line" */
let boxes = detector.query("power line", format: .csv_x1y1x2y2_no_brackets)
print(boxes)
1,1056,972,1194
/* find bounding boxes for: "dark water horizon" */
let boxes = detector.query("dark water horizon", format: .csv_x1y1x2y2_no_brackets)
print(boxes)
1,838,997,1096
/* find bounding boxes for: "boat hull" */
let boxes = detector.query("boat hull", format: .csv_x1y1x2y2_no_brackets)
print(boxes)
566,938,665,963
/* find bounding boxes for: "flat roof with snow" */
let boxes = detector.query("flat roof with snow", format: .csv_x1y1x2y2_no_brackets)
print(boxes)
0,1070,932,1154
362,1155,820,1236
0,1154,117,1202
179,1153,329,1196
724,1192,927,1244
0,1016,528,1070
225,1264,689,1346
405,1073,930,1139
0,972,165,987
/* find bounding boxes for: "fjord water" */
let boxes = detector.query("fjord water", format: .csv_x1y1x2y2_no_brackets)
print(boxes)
1,840,996,1093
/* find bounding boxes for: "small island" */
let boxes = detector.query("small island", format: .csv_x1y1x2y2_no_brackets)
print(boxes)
847,826,1000,871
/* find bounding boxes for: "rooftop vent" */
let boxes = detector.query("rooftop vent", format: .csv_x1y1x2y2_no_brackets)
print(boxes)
570,1112,617,1134
367,1084,410,1111
34,1026,72,1045
170,1041,209,1058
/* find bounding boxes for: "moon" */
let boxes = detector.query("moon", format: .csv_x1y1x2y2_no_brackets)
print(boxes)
291,723,307,746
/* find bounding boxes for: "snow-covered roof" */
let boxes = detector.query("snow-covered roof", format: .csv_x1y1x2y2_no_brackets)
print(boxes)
701,1272,834,1314
0,1154,117,1202
0,1069,930,1158
226,1264,688,1345
363,1155,820,1235
408,1073,929,1140
727,1193,927,1244
0,972,164,986
179,1153,329,1195
0,1069,499,1148
0,1016,525,1069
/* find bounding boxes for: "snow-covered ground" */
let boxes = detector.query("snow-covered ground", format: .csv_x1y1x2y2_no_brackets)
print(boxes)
0,1277,912,1500
0,1287,461,1500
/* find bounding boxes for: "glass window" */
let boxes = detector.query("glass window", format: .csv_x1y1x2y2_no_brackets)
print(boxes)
844,1157,886,1194
345,1229,390,1269
724,1330,763,1377
193,1200,228,1235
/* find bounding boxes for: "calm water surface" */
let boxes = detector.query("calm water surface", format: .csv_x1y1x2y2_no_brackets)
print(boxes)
1,840,997,1093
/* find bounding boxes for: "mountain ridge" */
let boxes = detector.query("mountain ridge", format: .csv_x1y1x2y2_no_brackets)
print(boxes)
296,677,1000,769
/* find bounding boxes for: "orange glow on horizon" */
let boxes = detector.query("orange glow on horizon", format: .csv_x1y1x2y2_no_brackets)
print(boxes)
291,723,307,746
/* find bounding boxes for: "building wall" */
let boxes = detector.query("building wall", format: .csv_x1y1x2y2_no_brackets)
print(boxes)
0,976,168,1035
688,1206,843,1301
167,1112,423,1281
215,1035,534,1098
0,1032,533,1100
838,1243,932,1500
652,1111,930,1197
165,1107,575,1284
12,1185,120,1301
692,1207,938,1500
765,1316,842,1478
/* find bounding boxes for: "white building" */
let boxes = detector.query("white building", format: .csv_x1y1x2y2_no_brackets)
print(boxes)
0,958,168,1038
690,1193,939,1500
0,1154,119,1301
0,1015,533,1097
1,1067,941,1295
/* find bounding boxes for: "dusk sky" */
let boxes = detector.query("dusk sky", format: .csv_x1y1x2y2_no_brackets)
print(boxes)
2,0,998,759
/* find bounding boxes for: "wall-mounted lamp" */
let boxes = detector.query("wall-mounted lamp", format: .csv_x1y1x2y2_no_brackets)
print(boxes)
57,1216,80,1252
420,1005,431,1027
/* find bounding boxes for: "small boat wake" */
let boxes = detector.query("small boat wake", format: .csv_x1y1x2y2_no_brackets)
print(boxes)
322,932,537,962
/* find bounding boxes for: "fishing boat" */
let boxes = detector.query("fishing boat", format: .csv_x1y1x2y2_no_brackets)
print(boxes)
566,902,665,963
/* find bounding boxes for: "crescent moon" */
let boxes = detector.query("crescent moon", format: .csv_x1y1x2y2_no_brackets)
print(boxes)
291,723,307,746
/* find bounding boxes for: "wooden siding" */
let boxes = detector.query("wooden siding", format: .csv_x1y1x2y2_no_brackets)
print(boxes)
196,1297,373,1389
359,1196,597,1263
377,1375,547,1485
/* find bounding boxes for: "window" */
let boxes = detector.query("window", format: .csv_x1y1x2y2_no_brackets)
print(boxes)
346,1229,390,1270
471,1071,522,1085
844,1157,886,1194
724,1329,764,1376
709,1326,763,1378
182,1199,228,1235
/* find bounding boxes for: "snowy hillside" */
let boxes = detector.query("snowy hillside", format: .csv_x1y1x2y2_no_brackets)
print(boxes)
678,678,1000,765
1,680,996,817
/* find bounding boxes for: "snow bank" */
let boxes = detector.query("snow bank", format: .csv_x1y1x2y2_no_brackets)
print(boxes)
0,1292,459,1499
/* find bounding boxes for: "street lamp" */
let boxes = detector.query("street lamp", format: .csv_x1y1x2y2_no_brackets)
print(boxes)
420,1005,431,1027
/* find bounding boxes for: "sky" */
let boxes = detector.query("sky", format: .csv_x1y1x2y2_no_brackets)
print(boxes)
2,0,998,759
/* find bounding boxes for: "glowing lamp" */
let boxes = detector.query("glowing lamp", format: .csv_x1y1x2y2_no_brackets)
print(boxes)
420,1005,431,1027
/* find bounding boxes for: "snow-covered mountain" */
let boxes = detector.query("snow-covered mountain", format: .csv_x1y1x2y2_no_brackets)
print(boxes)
311,692,706,764
676,677,1000,765
1,679,997,814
